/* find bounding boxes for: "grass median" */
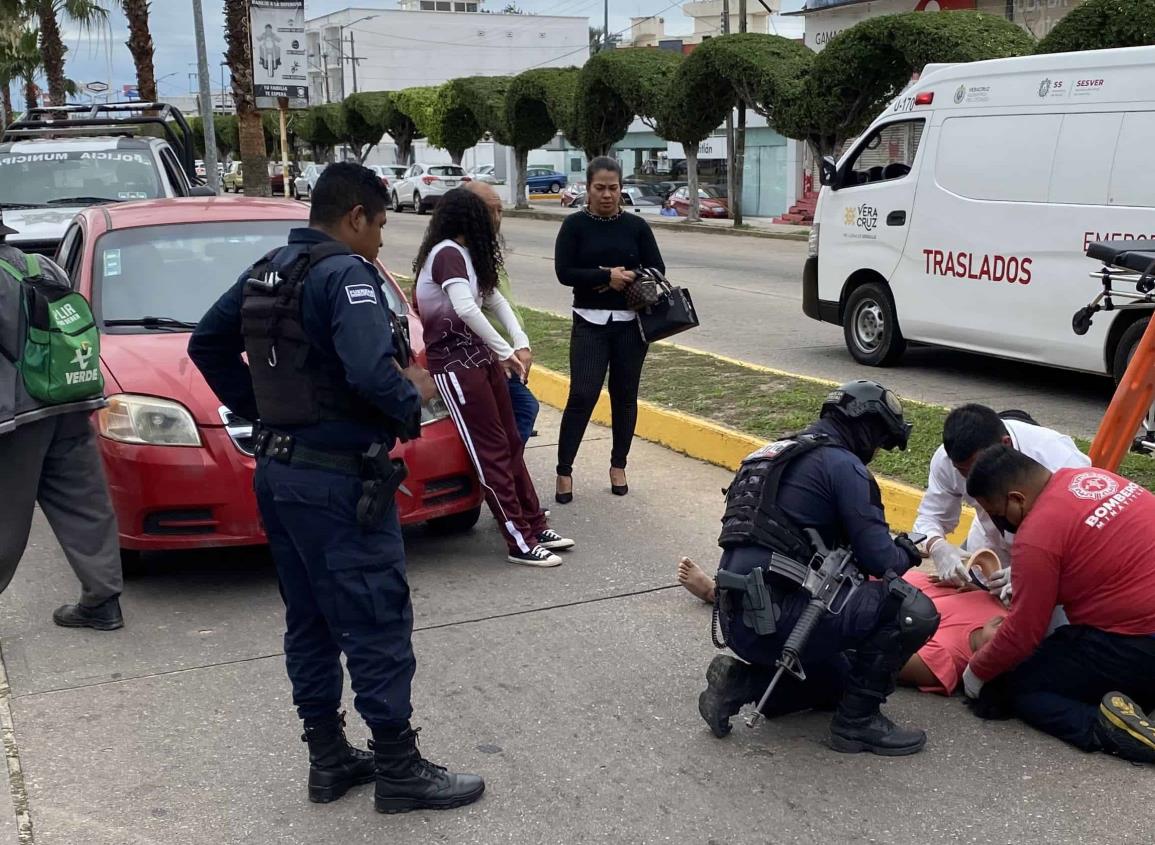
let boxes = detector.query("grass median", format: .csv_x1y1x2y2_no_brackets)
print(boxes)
519,307,1155,492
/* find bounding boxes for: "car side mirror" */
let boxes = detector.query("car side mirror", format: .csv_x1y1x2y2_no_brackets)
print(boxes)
189,185,217,197
818,156,839,190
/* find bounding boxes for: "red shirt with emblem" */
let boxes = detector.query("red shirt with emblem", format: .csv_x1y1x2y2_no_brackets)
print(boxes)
970,467,1155,681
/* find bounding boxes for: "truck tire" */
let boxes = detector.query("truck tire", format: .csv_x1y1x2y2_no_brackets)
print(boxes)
843,282,906,367
1113,317,1150,385
425,506,482,535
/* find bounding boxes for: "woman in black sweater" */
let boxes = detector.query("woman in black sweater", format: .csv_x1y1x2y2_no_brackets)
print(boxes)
553,156,665,503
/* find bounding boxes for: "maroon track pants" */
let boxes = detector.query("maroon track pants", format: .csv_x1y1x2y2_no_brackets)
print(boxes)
434,362,548,555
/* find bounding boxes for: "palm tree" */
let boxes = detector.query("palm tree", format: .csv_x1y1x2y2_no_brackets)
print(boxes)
0,1,108,106
0,24,42,121
224,0,269,195
120,0,154,101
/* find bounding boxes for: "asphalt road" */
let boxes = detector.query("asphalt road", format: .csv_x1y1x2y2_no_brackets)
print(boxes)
4,410,1152,844
380,211,1116,440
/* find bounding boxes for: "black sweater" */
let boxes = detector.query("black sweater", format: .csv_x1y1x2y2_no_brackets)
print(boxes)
553,209,666,310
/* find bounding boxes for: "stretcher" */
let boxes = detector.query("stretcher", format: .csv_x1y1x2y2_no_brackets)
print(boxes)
1073,240,1155,470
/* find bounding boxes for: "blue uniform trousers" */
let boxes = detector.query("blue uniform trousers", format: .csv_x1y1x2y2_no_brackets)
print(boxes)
255,458,415,729
720,546,896,718
507,375,540,445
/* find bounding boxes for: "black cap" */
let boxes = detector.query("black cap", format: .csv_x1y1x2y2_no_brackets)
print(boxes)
820,379,912,451
0,209,16,237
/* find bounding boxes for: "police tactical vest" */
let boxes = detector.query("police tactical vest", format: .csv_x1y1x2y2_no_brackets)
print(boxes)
241,241,394,429
718,434,833,560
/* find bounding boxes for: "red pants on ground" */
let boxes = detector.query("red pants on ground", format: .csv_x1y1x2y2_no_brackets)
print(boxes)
434,362,547,555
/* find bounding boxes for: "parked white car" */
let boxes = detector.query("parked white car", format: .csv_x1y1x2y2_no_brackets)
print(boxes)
469,164,502,185
390,163,469,214
293,163,327,200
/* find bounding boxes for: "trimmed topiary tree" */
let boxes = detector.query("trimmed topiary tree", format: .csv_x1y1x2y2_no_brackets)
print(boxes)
1036,0,1155,53
507,67,580,208
345,90,423,166
574,47,683,157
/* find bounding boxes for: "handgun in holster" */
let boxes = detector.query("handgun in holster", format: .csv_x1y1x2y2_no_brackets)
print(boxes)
356,442,408,528
715,567,776,636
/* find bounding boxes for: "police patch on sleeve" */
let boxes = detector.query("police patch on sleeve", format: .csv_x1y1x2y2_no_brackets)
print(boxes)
345,283,378,305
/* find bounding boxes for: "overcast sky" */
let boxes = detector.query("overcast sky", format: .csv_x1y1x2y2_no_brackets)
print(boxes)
39,0,802,101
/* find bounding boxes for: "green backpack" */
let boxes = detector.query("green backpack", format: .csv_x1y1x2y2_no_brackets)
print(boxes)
0,254,104,404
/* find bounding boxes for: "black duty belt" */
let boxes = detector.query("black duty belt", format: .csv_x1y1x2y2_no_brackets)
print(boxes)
255,430,363,475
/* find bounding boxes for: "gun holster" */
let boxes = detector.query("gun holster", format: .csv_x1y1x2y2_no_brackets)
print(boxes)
356,443,408,528
715,567,778,636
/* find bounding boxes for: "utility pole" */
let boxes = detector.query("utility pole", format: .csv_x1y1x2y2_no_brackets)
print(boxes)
604,0,609,50
733,0,746,227
191,0,219,192
722,0,734,224
346,31,360,94
321,52,331,103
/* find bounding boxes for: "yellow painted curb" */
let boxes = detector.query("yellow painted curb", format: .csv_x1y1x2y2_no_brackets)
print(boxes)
527,365,973,544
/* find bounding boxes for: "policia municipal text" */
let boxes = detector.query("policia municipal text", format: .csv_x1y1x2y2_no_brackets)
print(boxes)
701,381,940,756
189,164,484,812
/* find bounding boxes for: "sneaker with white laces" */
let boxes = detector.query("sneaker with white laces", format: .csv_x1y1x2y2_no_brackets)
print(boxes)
536,529,574,551
507,545,563,567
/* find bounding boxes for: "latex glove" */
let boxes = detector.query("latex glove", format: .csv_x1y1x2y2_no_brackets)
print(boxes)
962,665,984,700
929,538,968,587
988,567,1013,604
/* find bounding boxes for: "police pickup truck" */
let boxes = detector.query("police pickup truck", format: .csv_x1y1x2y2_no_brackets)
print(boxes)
0,102,212,255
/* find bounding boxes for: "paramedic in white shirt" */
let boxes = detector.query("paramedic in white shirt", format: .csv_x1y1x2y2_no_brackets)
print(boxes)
914,404,1090,600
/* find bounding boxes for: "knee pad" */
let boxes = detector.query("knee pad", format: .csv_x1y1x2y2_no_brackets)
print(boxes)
888,578,940,653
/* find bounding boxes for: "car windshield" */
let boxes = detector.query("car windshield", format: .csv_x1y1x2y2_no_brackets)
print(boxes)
0,149,162,205
94,221,402,330
429,166,465,177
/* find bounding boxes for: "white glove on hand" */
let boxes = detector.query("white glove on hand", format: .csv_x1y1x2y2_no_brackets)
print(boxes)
988,567,1013,604
962,665,984,700
929,538,968,587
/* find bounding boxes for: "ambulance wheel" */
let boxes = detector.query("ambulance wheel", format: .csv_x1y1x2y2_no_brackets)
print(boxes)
426,506,482,535
1113,318,1149,385
843,282,906,367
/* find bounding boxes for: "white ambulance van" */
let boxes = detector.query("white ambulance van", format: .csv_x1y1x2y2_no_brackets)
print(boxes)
802,46,1155,381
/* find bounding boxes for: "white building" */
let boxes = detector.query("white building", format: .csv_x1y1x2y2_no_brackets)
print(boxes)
305,4,590,104
629,0,803,49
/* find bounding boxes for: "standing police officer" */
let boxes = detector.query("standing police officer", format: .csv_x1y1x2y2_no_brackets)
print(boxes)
699,380,939,756
189,163,484,813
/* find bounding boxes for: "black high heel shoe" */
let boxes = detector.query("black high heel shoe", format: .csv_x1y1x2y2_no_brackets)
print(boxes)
555,475,574,505
610,469,628,497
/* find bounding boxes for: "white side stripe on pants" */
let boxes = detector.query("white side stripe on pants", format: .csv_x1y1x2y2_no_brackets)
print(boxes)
434,372,531,554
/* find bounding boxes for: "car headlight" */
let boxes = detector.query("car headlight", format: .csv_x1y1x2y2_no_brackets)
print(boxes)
98,394,202,446
421,394,451,425
808,222,820,258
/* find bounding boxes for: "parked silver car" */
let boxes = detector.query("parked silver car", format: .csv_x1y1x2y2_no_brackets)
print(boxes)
293,163,327,199
390,163,469,214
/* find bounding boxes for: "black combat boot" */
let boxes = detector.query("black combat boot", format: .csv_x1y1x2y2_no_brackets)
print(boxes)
52,596,124,631
370,725,485,814
829,642,926,756
302,712,375,803
699,655,764,738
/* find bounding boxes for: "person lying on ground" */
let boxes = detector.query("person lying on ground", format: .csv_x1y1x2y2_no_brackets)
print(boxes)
962,446,1155,765
914,404,1088,600
678,559,1003,696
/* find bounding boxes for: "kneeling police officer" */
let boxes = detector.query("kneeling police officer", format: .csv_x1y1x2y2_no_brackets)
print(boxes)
189,163,484,812
700,380,939,756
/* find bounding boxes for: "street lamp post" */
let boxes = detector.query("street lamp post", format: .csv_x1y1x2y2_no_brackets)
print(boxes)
336,14,376,99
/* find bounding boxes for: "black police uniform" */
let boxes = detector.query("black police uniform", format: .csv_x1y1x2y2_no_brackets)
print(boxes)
701,383,939,755
189,227,483,812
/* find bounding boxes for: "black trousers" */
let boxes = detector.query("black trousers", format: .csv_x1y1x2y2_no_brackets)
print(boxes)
996,625,1155,751
557,314,648,477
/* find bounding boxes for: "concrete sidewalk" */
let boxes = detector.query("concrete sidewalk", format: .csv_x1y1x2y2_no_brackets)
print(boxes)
1,410,1151,844
508,202,810,242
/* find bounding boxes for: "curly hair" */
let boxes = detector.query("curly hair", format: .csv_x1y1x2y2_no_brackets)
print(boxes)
412,188,504,295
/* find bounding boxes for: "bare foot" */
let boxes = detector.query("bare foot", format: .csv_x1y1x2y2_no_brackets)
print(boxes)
677,557,716,604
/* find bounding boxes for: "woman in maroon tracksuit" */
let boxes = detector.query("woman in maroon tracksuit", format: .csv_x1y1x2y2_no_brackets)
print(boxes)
414,189,573,567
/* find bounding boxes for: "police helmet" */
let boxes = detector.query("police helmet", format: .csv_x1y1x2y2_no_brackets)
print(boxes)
820,380,912,451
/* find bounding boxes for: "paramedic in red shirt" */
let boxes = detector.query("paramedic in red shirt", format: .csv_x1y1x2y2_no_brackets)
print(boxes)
961,445,1155,764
